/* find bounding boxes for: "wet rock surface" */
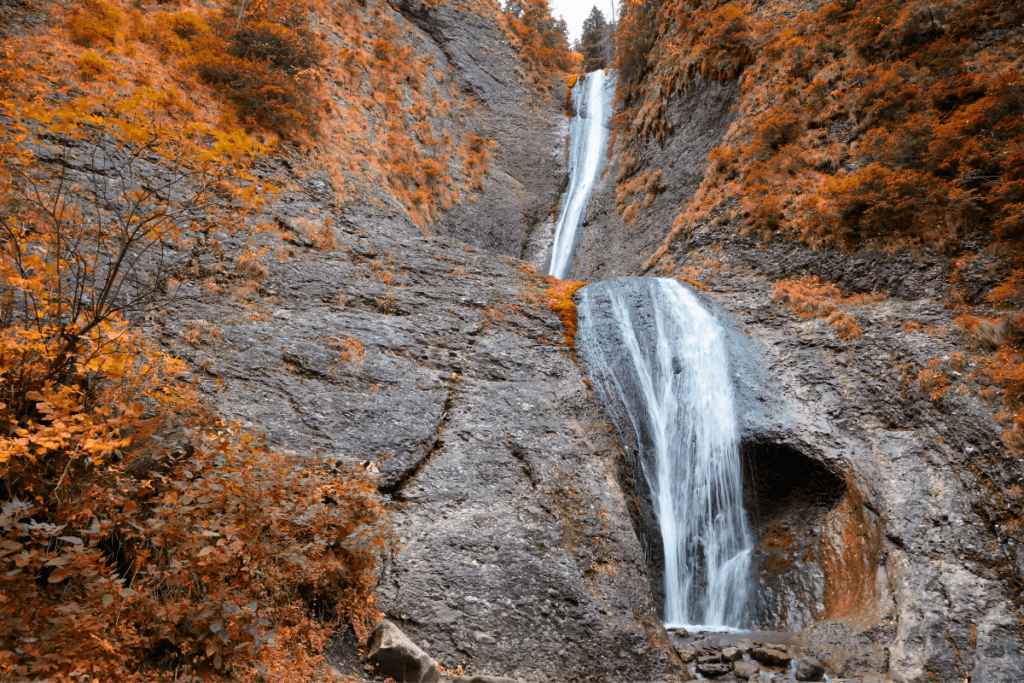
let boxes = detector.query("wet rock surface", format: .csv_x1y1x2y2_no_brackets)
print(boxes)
569,74,740,281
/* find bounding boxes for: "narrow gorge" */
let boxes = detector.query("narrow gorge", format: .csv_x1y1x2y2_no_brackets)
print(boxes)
2,0,1024,682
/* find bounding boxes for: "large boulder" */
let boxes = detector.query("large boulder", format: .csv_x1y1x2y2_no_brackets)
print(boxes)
366,620,441,683
733,661,761,679
750,647,792,667
794,656,826,682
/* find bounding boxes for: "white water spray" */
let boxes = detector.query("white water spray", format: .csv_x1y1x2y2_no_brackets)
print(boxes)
547,69,615,279
576,278,753,630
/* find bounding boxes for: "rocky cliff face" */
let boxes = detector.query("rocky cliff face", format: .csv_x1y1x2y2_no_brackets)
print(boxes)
20,0,1024,680
390,0,569,259
565,67,1024,683
137,3,683,681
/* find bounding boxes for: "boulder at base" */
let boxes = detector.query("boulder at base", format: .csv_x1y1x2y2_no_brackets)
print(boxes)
367,620,441,683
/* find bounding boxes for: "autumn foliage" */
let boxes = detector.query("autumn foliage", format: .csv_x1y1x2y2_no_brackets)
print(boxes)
772,277,885,341
612,0,1024,449
544,278,589,351
0,0,520,230
502,0,575,93
0,50,389,683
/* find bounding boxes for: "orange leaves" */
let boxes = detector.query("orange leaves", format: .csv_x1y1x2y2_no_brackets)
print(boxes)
917,359,952,402
501,0,575,92
462,134,498,192
807,164,948,246
66,0,123,49
617,168,665,223
0,95,265,398
2,420,391,680
544,278,589,351
616,0,1024,260
772,277,843,319
333,337,366,364
771,276,885,340
76,49,112,79
372,37,395,62
147,10,214,56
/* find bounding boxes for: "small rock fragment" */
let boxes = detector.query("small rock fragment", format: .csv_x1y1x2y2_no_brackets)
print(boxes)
452,677,519,683
696,661,732,678
721,646,743,662
366,619,441,683
795,655,826,681
751,646,792,667
675,645,698,663
697,653,723,664
733,660,761,679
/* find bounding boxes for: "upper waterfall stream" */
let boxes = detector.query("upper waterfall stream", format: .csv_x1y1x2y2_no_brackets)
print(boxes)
547,69,615,279
576,278,754,631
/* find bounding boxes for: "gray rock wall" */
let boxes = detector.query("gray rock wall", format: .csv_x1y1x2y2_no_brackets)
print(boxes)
135,2,683,681
392,0,569,258
569,75,740,281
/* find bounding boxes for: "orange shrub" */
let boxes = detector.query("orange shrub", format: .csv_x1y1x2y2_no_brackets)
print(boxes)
462,133,498,191
544,278,589,351
807,165,948,246
918,360,951,402
76,49,111,79
334,337,366,364
148,10,214,55
67,0,122,49
0,96,388,681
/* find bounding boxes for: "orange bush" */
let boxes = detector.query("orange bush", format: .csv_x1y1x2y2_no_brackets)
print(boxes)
918,359,952,402
67,0,122,49
76,49,111,79
0,93,389,681
463,133,498,191
195,8,327,140
544,278,589,351
333,338,366,364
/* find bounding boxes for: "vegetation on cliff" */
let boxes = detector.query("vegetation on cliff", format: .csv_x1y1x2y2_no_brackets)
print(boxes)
612,0,1024,450
0,93,390,681
0,0,572,678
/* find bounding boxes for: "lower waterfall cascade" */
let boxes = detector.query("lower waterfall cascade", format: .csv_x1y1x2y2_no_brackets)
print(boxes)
547,69,615,279
576,278,754,630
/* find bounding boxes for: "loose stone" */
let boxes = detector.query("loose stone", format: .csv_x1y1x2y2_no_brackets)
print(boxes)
795,655,826,682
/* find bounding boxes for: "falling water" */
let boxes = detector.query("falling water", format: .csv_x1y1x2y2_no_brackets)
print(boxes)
576,278,753,630
547,69,615,279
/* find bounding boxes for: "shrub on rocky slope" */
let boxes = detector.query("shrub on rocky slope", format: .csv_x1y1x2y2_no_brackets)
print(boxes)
613,0,1024,451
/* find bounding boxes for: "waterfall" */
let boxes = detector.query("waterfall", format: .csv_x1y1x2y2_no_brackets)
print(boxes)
576,278,753,630
547,69,615,279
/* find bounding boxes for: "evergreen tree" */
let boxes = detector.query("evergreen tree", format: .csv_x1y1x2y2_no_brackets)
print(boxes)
580,5,609,72
503,0,574,73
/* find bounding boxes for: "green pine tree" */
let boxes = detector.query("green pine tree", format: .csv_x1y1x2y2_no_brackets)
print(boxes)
580,5,609,72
